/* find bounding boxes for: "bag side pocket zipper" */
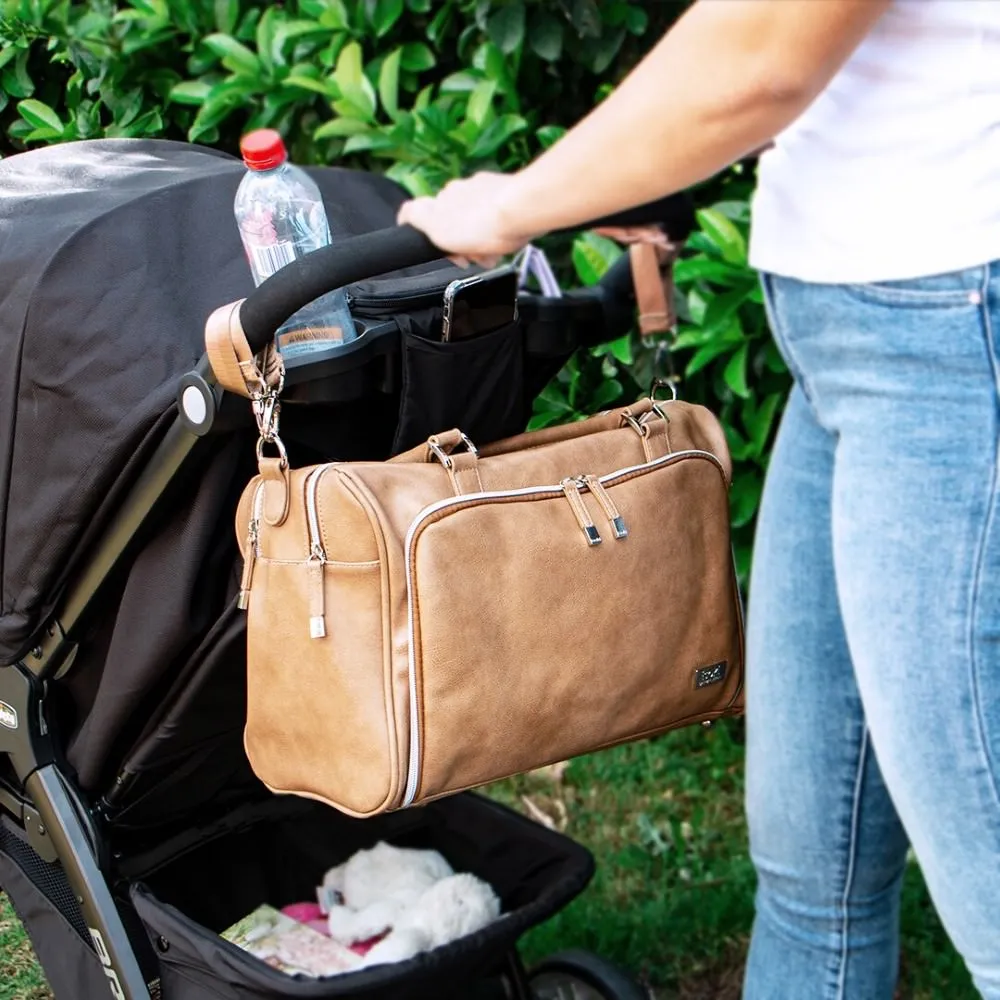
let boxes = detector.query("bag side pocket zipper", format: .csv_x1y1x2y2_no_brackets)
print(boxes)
238,483,265,611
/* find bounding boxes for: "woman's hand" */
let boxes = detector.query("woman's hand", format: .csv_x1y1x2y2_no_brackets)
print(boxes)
396,171,540,267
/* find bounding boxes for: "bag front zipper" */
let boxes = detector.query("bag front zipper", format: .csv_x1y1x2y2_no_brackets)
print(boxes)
305,466,329,639
400,447,725,807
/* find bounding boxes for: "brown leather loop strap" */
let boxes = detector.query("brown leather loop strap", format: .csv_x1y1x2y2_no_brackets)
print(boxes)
205,299,284,398
630,243,678,337
259,456,291,526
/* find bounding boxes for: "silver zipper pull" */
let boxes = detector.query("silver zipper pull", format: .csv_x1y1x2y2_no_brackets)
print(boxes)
562,478,602,546
585,476,628,539
309,542,327,639
237,518,259,611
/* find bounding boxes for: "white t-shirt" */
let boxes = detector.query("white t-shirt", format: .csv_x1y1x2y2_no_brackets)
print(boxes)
749,0,1000,284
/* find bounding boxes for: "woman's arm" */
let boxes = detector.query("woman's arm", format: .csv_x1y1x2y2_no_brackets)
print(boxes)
398,0,891,258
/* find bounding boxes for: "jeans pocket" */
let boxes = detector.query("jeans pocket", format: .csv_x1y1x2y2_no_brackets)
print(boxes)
842,268,987,308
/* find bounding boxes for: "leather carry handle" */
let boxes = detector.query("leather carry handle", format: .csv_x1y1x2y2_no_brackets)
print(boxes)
390,399,662,467
236,193,695,354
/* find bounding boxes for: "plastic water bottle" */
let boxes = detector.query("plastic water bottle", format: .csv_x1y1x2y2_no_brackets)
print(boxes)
235,129,357,357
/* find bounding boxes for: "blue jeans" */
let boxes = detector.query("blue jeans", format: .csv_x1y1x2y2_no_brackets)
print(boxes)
743,265,1000,1000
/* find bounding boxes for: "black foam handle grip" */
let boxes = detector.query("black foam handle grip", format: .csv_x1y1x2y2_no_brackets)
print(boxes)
586,192,695,238
238,193,694,352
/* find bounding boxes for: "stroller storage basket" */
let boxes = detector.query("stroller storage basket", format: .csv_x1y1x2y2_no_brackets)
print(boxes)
129,793,594,1000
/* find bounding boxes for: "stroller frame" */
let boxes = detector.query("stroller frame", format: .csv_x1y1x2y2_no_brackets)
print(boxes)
0,215,673,1000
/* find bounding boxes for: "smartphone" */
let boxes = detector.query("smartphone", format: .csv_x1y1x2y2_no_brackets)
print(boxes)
441,265,519,342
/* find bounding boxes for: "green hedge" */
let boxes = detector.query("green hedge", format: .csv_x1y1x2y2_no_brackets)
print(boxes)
0,0,787,574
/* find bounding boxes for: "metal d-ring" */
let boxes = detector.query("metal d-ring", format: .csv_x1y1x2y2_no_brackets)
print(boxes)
256,433,288,468
621,413,650,439
427,432,479,470
650,376,679,402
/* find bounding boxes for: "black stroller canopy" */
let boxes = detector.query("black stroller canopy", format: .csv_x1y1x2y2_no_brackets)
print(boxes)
0,139,408,664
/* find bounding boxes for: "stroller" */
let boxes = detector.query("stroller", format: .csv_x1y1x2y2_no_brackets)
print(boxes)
0,139,694,1000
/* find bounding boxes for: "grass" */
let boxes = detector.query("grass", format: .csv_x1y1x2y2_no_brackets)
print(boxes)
0,721,974,999
0,893,51,1000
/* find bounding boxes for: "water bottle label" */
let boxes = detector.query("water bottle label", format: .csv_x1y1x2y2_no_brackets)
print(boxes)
251,240,297,279
276,323,347,355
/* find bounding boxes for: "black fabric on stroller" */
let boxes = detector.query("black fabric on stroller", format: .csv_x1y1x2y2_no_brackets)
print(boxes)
0,139,691,1000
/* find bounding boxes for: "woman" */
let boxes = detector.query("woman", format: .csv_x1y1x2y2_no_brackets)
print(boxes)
398,1,1000,997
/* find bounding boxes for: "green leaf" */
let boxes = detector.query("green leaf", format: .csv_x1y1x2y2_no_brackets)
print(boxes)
370,0,404,37
528,410,566,431
440,71,479,93
268,18,325,67
465,78,496,127
763,338,788,375
584,27,626,74
569,0,601,37
169,80,213,105
625,5,648,35
674,257,751,287
314,117,371,139
487,2,525,55
529,10,563,61
378,47,401,119
590,378,624,411
535,383,574,415
427,5,452,45
400,41,435,71
202,32,260,75
215,0,239,33
684,318,744,376
468,113,527,158
744,391,782,453
723,342,750,398
572,232,623,287
2,50,34,99
711,199,752,224
188,86,245,142
17,98,62,132
343,132,399,154
700,287,752,334
128,108,164,135
108,88,144,127
730,470,762,529
333,41,377,121
696,207,748,265
299,0,346,22
536,124,565,149
594,335,633,366
414,84,433,111
283,74,335,97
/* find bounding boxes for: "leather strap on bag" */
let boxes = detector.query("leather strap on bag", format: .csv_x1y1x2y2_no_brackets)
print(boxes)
426,430,485,495
630,242,678,337
205,299,284,398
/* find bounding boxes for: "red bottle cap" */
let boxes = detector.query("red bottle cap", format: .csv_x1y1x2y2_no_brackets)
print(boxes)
240,129,288,171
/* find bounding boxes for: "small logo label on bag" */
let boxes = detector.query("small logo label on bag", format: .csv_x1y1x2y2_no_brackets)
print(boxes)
0,701,18,730
694,662,727,689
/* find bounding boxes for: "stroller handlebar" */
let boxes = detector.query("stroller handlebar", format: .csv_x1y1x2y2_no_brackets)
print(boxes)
238,194,693,355
240,225,438,354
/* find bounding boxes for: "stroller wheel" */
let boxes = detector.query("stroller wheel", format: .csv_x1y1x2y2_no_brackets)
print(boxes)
528,949,648,1000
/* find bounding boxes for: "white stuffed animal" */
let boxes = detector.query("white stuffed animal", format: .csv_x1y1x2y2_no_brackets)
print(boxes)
319,842,500,968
